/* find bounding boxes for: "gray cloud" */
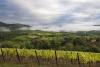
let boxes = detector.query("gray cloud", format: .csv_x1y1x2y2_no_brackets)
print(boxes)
0,0,100,31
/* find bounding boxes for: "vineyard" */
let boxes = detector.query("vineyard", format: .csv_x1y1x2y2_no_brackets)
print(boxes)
0,48,100,67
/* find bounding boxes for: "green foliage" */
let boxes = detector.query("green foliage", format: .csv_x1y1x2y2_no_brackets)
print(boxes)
0,48,100,64
0,30,100,52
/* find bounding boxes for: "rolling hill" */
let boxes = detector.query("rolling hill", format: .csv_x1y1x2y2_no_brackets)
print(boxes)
0,22,30,31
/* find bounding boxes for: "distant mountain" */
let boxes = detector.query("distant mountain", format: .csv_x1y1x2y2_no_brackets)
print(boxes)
0,22,31,31
93,25,100,26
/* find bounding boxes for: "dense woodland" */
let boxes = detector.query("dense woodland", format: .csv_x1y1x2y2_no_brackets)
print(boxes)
0,30,100,52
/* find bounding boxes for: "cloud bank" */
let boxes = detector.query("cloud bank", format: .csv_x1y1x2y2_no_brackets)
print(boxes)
0,0,100,31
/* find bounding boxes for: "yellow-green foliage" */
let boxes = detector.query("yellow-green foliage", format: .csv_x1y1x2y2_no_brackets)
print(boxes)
1,48,17,56
36,50,55,58
0,48,100,63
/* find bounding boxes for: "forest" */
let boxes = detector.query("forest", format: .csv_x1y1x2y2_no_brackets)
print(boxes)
0,30,100,53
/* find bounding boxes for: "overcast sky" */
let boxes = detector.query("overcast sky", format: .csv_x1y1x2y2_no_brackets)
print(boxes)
0,0,100,31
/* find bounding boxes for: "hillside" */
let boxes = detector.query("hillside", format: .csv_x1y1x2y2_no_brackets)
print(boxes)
0,30,100,52
0,22,30,31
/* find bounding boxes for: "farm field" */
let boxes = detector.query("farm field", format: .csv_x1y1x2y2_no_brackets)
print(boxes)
0,48,100,67
0,31,100,67
1,0,100,67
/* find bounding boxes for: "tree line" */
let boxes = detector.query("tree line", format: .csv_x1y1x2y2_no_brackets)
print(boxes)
0,30,100,52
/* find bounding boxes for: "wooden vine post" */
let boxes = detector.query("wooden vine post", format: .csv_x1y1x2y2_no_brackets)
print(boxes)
16,49,21,63
1,48,5,62
35,50,40,65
